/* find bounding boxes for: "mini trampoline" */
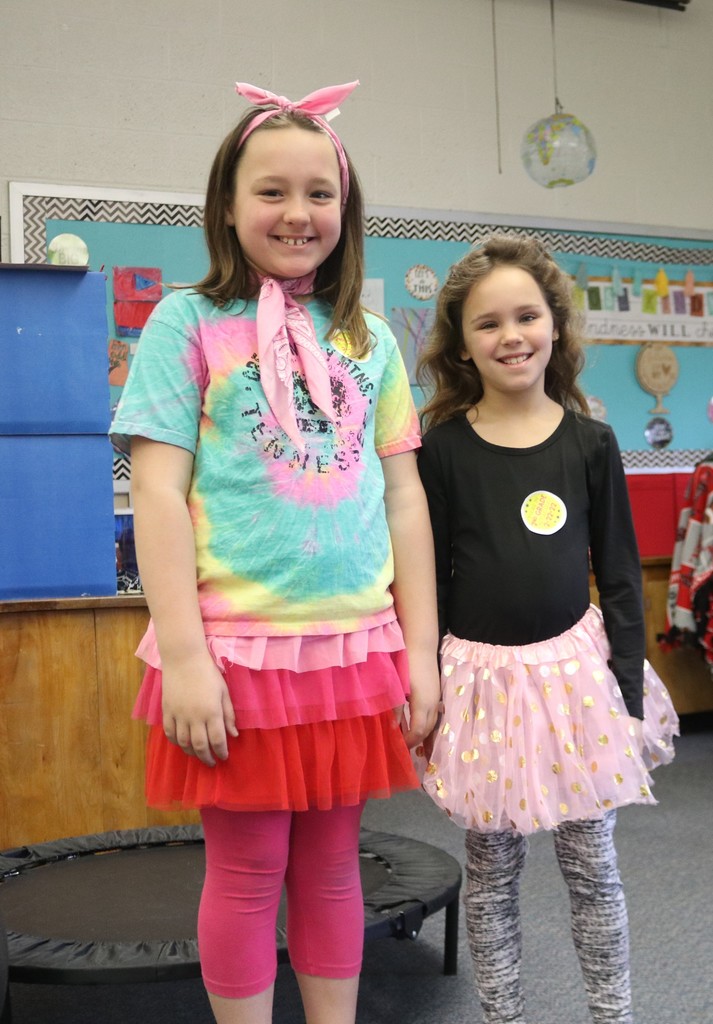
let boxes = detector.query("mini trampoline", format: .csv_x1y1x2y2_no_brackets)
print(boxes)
0,826,461,987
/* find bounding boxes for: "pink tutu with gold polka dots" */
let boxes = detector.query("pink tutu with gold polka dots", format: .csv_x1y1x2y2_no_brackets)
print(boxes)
419,605,678,835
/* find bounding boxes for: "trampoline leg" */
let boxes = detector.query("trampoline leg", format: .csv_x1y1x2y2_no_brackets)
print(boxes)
443,896,459,975
0,987,10,1024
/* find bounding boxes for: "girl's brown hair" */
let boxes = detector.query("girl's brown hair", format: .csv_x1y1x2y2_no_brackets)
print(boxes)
416,233,590,430
193,108,370,357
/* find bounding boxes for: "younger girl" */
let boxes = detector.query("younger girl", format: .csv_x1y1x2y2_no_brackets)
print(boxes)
416,234,678,1024
111,81,440,1024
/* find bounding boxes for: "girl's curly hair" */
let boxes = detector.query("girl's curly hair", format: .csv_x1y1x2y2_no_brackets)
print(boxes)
416,233,589,429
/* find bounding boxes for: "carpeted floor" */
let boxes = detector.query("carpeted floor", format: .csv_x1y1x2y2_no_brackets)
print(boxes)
5,720,712,1024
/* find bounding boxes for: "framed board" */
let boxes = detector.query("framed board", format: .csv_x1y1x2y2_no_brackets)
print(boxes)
9,185,713,478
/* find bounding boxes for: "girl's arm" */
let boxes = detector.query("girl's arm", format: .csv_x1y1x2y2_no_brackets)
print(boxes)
131,436,238,766
588,426,645,720
382,449,441,748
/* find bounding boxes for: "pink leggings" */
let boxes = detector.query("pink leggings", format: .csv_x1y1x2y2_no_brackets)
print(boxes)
198,804,365,999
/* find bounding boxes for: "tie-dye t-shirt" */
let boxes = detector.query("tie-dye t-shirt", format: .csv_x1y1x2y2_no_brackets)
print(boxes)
111,289,420,637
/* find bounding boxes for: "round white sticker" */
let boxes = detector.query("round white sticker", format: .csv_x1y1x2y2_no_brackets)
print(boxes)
521,490,567,535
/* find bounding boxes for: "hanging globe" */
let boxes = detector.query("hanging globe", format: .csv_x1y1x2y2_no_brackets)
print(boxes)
521,112,596,188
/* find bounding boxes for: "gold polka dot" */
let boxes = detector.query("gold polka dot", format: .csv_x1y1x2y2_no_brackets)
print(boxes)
543,682,553,697
593,670,605,682
552,762,562,774
583,695,595,708
598,734,609,746
591,761,599,772
640,784,651,798
514,715,522,727
541,784,549,796
426,762,438,775
609,707,620,719
505,778,513,790
483,810,494,823
559,802,569,814
461,708,470,722
564,741,575,754
519,798,527,810
571,782,582,793
476,707,486,721
455,684,465,697
603,799,613,809
624,746,633,758
490,730,502,743
436,779,447,797
483,669,491,681
614,773,624,785
558,703,571,716
440,721,450,735
530,702,539,713
496,690,506,704
486,770,498,783
532,816,541,829
461,750,474,763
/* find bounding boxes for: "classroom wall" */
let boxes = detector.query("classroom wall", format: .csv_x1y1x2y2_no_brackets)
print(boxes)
1,0,713,262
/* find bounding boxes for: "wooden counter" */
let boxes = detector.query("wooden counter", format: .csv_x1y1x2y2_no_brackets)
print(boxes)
0,595,198,850
1,562,711,848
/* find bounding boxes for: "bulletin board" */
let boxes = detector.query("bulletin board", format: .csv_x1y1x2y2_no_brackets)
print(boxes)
9,183,713,487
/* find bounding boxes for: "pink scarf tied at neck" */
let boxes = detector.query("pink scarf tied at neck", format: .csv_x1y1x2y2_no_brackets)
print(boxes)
256,271,337,453
234,80,360,453
235,80,359,209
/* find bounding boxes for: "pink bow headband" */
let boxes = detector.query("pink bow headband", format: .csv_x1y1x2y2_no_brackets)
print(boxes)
235,81,359,207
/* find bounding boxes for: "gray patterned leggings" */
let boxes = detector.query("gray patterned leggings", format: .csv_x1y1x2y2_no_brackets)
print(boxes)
464,811,633,1024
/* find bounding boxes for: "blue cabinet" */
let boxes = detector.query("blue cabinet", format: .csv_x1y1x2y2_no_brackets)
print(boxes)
0,265,116,598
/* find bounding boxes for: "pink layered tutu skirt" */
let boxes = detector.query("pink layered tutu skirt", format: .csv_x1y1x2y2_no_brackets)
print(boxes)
418,605,678,835
133,619,419,812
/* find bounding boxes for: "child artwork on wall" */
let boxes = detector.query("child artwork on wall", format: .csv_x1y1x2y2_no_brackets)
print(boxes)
113,266,163,338
390,306,435,385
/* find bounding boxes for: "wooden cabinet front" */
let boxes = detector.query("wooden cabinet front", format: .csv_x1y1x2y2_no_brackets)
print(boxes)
0,597,198,849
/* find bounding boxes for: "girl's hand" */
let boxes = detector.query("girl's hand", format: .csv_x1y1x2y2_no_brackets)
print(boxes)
161,650,238,767
401,650,441,749
628,715,644,756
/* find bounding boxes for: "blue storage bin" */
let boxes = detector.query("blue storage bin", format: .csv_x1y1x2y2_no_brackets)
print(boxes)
0,266,110,434
0,434,117,599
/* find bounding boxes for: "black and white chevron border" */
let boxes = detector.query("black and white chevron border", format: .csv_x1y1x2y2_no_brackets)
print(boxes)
21,193,713,268
23,195,204,263
364,215,713,266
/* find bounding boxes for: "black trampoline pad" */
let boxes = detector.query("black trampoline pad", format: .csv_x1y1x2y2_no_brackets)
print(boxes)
0,826,461,984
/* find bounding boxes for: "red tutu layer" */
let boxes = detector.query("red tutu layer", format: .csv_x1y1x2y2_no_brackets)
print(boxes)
134,624,419,812
144,710,419,812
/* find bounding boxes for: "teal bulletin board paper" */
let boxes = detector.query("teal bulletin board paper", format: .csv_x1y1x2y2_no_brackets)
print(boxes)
21,193,711,466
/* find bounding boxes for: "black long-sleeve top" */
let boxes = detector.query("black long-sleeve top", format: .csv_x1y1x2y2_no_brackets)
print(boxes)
417,411,645,719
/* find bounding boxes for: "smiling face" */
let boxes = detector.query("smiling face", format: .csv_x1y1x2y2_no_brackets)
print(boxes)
226,124,343,283
460,265,558,401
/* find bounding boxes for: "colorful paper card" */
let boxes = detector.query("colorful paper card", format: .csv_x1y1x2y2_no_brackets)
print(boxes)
108,338,130,386
114,299,157,337
113,266,162,301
